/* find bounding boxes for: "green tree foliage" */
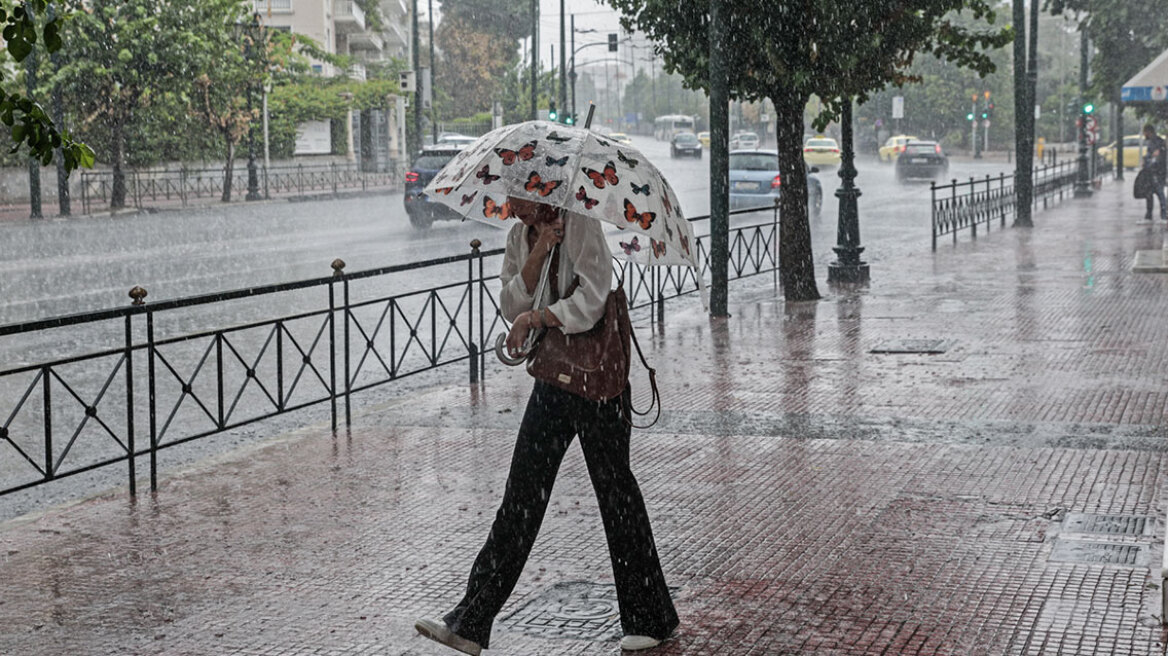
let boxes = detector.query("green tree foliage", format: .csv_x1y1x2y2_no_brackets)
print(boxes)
439,0,531,42
1048,0,1168,120
605,0,1011,302
54,0,249,208
434,12,519,117
0,1,92,173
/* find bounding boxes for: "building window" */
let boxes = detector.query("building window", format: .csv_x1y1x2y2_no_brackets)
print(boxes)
253,0,292,13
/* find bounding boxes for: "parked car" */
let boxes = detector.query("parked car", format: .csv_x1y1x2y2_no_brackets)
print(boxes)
437,134,478,147
697,131,711,148
894,140,949,182
670,131,703,159
730,131,760,150
608,132,634,145
1098,134,1151,170
403,145,467,229
802,135,841,168
879,134,920,163
727,149,822,216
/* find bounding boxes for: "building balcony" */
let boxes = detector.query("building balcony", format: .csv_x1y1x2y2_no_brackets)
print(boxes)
349,30,384,51
334,0,366,32
253,0,293,13
348,62,367,81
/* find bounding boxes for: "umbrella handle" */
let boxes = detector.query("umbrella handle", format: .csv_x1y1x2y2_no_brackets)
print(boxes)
494,333,528,366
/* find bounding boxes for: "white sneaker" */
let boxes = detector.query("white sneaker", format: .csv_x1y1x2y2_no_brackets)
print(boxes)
415,618,483,656
620,635,663,651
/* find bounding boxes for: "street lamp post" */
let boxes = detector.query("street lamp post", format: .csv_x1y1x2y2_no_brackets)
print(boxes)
827,98,869,284
1073,28,1092,198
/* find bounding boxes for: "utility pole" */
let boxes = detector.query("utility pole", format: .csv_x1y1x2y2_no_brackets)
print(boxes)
570,15,576,123
559,0,566,123
428,0,436,144
827,98,869,284
709,0,729,317
530,0,538,121
411,0,421,156
1013,0,1033,226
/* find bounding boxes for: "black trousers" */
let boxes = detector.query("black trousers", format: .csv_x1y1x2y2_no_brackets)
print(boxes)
444,381,678,648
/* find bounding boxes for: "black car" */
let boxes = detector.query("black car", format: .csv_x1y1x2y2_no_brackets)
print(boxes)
895,141,949,182
670,132,702,159
404,145,466,229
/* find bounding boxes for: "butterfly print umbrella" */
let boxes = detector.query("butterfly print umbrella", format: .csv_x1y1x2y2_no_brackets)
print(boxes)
423,120,698,270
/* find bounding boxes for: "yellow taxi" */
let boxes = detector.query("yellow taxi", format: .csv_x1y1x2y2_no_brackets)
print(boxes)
697,131,710,148
879,134,920,163
803,135,841,167
607,132,633,145
1098,135,1149,170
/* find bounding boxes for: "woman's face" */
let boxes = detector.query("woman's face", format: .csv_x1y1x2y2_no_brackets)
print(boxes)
508,196,559,226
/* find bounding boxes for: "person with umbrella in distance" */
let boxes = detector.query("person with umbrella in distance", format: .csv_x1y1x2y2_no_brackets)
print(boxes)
1142,123,1167,222
413,119,693,654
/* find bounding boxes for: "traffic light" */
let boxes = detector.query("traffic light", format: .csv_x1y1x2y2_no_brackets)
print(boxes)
548,102,557,122
967,112,975,121
1083,102,1095,114
565,113,574,125
987,102,994,118
608,33,618,52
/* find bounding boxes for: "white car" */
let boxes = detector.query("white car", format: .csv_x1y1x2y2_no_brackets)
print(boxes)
730,132,760,150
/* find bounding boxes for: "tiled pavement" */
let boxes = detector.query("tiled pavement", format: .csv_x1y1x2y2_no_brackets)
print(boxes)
4,178,1168,655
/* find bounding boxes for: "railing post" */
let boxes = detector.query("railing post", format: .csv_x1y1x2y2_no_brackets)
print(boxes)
951,179,958,246
477,243,486,382
329,262,338,431
332,162,338,195
1001,173,1008,227
42,364,52,483
328,259,344,433
180,168,188,207
469,240,481,384
342,264,351,428
298,163,304,195
984,174,992,232
123,310,136,497
931,181,937,252
969,177,977,239
655,266,664,323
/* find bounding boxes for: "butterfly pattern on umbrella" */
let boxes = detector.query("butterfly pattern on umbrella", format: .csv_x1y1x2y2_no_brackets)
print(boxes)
422,120,699,270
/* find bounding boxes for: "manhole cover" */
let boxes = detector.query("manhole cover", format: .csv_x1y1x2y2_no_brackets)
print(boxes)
870,339,950,354
1063,513,1152,537
500,581,622,640
1049,539,1148,567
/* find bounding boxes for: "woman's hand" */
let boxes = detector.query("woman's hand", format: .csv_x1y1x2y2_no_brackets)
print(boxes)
531,214,565,256
505,311,537,357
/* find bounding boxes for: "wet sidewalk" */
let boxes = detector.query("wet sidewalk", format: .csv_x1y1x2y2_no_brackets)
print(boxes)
4,178,1168,655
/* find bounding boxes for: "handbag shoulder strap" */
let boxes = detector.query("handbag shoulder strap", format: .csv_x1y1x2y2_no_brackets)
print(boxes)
615,284,660,429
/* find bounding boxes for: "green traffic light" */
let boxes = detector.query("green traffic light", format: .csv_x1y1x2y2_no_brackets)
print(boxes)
1083,103,1094,114
967,113,974,121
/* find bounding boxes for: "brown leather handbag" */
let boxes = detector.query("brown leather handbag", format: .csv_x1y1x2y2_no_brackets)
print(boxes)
523,248,659,425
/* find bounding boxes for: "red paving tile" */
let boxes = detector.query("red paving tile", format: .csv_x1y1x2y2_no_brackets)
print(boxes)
2,180,1168,655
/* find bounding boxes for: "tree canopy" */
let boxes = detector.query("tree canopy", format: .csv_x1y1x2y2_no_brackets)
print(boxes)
604,0,1012,302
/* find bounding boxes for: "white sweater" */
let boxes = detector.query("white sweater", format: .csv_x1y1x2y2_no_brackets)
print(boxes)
499,213,612,335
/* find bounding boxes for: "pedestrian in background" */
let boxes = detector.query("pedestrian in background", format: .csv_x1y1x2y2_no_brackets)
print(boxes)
1143,123,1167,221
414,195,679,655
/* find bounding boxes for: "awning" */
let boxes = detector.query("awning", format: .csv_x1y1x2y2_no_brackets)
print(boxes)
1121,48,1168,103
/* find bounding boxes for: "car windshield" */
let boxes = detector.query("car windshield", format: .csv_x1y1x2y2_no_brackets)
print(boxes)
675,134,698,144
412,153,457,169
729,153,777,171
806,139,836,148
904,144,938,155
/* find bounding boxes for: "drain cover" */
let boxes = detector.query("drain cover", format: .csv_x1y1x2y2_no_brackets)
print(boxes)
1063,513,1152,537
500,581,621,640
870,339,950,354
1049,539,1148,567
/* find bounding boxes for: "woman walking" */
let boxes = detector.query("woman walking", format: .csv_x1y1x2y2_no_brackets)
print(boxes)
414,195,678,654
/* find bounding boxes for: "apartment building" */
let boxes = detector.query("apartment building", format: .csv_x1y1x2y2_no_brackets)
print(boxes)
252,0,412,170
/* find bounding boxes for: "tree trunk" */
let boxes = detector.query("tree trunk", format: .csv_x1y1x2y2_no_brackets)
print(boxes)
772,90,821,302
221,136,235,203
110,117,126,210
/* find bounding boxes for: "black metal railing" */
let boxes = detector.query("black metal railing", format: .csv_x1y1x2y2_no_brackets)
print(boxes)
930,160,1080,250
0,204,780,498
79,163,401,214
